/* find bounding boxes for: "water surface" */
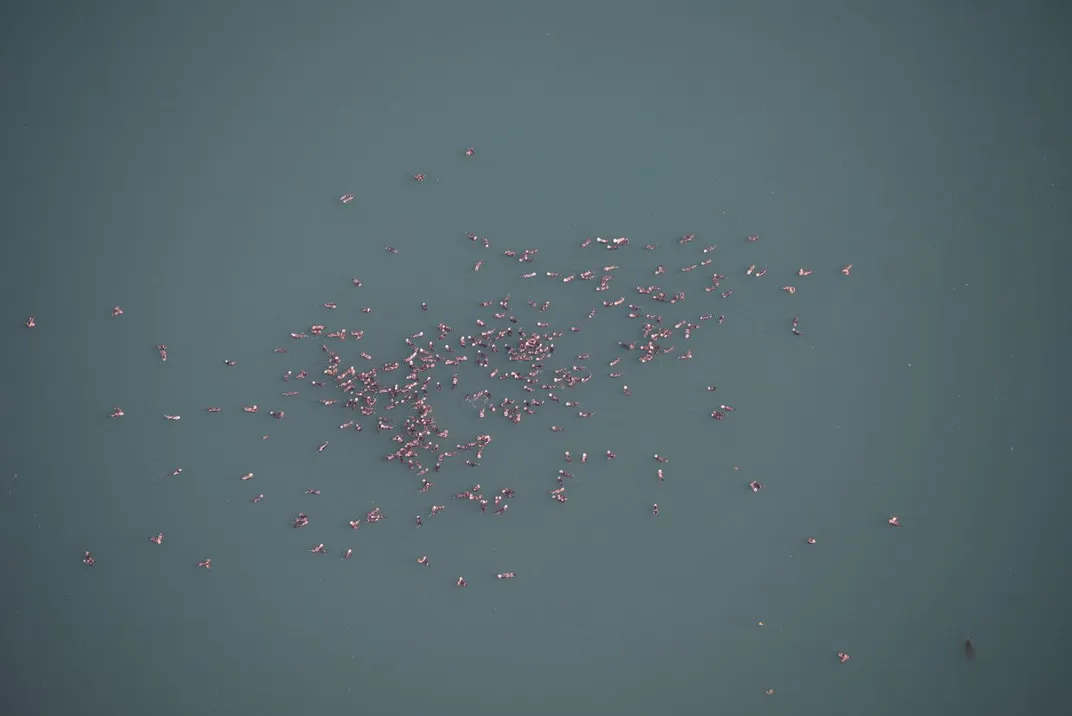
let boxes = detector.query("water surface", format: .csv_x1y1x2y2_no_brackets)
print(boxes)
2,2,1069,715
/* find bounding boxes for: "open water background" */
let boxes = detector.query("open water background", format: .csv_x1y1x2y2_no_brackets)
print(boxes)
2,2,1070,715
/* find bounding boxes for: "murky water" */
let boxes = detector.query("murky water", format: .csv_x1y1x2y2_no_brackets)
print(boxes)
2,3,1069,715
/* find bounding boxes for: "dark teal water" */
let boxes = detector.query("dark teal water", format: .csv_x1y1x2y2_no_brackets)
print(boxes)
3,2,1069,715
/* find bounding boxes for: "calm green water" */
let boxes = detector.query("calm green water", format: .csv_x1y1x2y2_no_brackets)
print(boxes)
3,2,1069,715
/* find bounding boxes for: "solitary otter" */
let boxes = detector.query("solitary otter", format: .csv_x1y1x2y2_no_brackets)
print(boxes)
964,637,975,659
